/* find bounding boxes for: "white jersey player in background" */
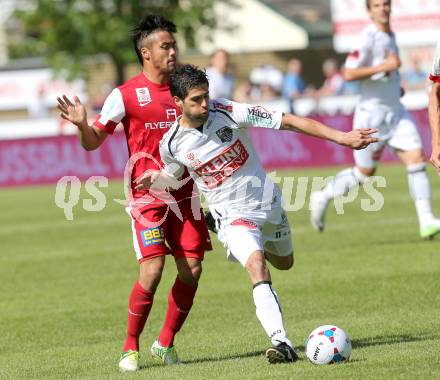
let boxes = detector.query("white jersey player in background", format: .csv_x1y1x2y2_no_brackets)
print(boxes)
310,0,440,239
134,64,377,363
429,40,440,173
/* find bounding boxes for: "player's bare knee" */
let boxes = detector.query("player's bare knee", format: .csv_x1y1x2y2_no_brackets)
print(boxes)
407,154,425,165
139,257,165,292
178,264,202,285
176,257,202,285
191,264,202,281
138,272,162,293
398,148,426,165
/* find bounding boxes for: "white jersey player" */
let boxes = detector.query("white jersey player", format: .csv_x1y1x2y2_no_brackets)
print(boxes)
429,40,440,173
311,0,440,240
135,64,377,363
162,99,283,211
160,99,291,268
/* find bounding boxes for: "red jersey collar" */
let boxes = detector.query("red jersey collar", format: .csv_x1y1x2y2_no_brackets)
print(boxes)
139,72,170,91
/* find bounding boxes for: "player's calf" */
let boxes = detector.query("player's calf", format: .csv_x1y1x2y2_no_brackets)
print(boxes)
245,251,271,284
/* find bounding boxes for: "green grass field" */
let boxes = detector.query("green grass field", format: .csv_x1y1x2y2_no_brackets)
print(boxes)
1,164,439,379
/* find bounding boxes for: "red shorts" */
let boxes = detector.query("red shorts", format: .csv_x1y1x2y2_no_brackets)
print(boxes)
126,198,212,263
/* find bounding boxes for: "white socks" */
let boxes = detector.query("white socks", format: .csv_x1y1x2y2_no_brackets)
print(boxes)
318,163,436,228
321,167,368,201
407,163,434,227
252,281,292,347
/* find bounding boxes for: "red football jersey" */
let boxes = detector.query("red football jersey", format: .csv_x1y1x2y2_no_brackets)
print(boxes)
93,73,194,203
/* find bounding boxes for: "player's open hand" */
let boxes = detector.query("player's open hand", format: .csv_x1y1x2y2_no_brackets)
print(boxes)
57,95,88,129
340,128,379,150
134,170,160,191
430,146,440,175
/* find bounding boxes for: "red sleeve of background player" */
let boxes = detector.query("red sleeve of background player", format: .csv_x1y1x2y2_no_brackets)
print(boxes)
430,41,440,83
345,28,372,70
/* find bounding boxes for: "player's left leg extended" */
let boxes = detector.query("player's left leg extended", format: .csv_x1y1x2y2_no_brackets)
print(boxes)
310,147,379,232
391,111,440,239
397,149,440,239
212,209,297,363
245,251,298,363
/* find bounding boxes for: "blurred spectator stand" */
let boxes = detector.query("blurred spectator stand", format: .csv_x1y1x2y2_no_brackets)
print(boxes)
401,56,429,92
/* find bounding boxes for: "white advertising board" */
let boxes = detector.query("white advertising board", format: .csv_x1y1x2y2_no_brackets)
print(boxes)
0,68,86,112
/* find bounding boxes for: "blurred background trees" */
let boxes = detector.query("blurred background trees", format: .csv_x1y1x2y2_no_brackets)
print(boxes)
9,0,237,84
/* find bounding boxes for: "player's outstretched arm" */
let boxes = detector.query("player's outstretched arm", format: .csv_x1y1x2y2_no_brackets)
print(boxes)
344,53,401,82
57,94,107,151
429,82,440,174
280,113,379,150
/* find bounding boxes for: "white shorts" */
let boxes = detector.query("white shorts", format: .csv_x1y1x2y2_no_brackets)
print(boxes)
209,205,293,267
353,103,422,169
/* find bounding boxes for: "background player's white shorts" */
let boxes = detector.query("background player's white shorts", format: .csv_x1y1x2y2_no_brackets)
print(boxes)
209,205,293,267
353,103,422,169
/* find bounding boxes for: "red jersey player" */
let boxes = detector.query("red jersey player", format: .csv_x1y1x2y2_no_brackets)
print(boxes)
57,15,211,371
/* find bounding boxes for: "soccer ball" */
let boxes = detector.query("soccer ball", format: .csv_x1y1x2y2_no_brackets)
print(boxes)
306,325,352,365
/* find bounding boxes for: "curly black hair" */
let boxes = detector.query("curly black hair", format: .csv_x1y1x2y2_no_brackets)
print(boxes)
169,65,209,100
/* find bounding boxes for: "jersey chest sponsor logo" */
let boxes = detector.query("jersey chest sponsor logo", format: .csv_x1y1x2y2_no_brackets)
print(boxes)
145,121,174,129
136,87,151,106
194,139,249,188
216,126,233,142
166,108,178,120
247,106,273,126
144,108,178,129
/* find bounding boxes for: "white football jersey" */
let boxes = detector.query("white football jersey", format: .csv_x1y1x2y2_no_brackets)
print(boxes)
159,99,283,210
345,24,401,108
430,40,440,83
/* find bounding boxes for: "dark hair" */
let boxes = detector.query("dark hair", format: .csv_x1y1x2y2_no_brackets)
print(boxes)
169,65,209,100
131,14,176,65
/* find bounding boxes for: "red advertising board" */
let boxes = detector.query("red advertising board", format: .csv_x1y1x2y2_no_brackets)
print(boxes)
0,110,431,187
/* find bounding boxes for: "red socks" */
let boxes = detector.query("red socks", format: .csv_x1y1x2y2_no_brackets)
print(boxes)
158,276,198,347
122,277,197,351
123,282,154,352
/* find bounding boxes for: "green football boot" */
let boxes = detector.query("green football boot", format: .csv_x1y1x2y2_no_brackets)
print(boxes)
118,350,139,372
151,340,180,365
420,224,440,240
